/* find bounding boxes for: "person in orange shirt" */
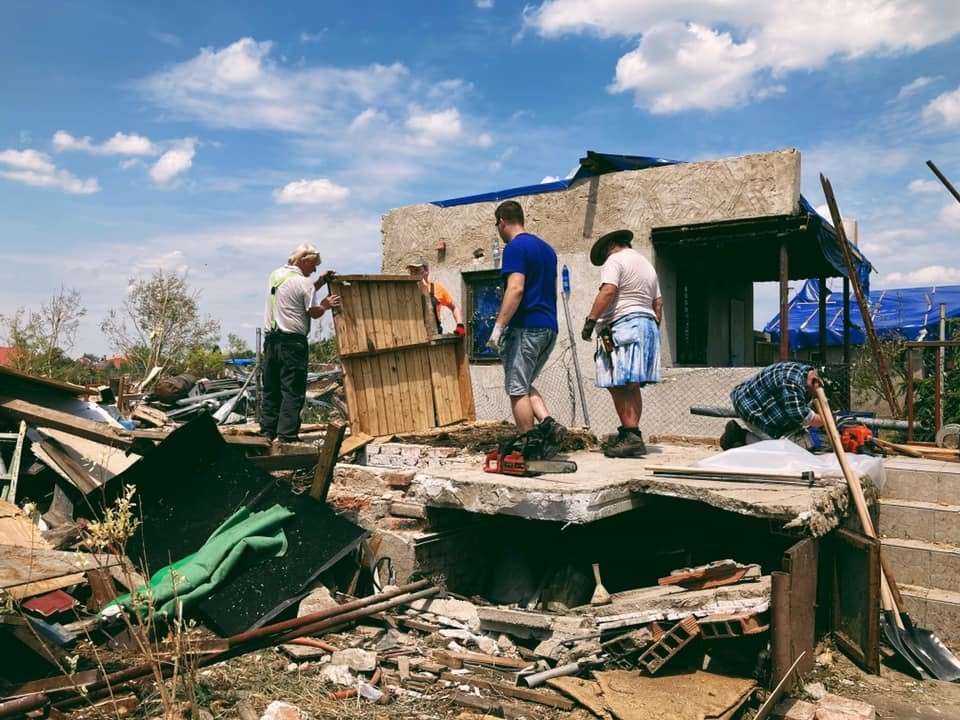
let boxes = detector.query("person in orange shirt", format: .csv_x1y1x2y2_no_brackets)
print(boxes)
406,257,465,336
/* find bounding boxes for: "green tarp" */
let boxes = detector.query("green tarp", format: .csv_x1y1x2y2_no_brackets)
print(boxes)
105,504,294,619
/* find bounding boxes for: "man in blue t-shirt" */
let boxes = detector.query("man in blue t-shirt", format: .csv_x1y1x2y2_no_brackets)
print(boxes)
486,201,565,452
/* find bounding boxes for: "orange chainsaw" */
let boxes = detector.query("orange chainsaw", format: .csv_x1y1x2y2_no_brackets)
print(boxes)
483,449,577,476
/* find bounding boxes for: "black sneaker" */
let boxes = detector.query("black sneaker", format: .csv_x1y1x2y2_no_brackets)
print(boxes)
719,420,747,450
538,417,567,459
603,430,647,458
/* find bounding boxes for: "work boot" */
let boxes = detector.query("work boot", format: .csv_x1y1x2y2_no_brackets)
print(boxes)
719,420,747,450
601,427,627,450
538,416,567,459
603,429,647,458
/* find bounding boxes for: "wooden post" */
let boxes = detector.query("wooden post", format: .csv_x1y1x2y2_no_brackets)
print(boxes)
818,276,828,363
310,422,346,503
779,239,790,361
820,174,901,417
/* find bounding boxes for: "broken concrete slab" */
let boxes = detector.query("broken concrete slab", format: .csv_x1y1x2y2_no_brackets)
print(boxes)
404,445,856,533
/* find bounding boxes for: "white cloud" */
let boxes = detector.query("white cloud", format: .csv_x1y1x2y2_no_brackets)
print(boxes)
525,1,960,113
300,30,327,43
942,202,960,228
150,31,181,46
406,107,463,145
923,85,960,128
883,265,960,286
53,130,159,156
476,0,494,8
475,132,494,148
611,22,763,113
908,178,943,194
149,138,197,185
349,107,388,132
895,75,938,101
540,175,560,183
0,148,100,194
140,37,412,133
273,178,350,205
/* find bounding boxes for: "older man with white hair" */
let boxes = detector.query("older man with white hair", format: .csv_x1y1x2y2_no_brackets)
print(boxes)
260,243,340,442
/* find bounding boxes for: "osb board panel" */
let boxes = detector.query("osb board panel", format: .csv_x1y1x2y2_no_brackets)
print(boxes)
343,348,436,436
330,275,430,356
381,148,801,272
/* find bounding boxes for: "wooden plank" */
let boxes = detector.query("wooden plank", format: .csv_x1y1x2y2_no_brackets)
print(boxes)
339,432,373,456
379,352,399,434
439,673,574,710
0,396,133,450
310,422,347,502
341,358,361,432
34,439,101,495
455,336,476,421
433,649,532,670
0,366,95,397
411,347,435,430
783,537,818,679
394,347,415,433
429,344,460,426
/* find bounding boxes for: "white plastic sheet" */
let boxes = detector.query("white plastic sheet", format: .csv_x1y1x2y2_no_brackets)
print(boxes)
692,439,885,491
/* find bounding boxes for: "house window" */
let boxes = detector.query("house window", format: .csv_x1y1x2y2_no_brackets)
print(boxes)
464,269,503,363
676,273,708,365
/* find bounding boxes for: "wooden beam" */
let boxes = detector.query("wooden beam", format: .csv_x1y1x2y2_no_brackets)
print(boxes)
310,422,346,502
779,239,789,360
0,396,132,450
820,174,900,417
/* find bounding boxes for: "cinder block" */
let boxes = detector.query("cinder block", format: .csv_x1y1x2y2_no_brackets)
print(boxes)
816,693,875,719
379,444,402,455
772,698,816,720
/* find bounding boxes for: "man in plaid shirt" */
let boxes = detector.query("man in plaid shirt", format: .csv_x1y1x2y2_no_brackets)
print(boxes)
722,361,824,449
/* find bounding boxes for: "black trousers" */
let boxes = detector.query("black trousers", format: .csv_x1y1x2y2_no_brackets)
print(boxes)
259,331,308,440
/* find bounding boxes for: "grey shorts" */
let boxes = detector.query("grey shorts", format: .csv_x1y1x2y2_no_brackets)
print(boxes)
502,328,557,397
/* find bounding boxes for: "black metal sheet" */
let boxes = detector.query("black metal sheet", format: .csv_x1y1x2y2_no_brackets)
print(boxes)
97,414,367,635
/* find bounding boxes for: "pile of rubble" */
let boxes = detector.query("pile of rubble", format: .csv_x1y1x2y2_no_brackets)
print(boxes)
0,364,889,720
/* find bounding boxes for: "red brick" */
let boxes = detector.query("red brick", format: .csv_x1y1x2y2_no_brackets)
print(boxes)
772,698,816,720
816,694,875,719
384,470,416,488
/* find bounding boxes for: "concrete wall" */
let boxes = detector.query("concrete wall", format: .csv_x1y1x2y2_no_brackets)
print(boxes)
381,148,801,436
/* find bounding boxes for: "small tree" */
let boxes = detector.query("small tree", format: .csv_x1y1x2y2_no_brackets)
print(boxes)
101,270,220,376
225,332,254,359
1,286,86,377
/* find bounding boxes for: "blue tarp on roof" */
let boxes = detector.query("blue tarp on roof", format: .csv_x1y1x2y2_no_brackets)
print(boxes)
431,151,872,289
764,279,960,351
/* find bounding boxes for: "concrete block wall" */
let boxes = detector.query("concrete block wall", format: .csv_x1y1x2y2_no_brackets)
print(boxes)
879,458,960,643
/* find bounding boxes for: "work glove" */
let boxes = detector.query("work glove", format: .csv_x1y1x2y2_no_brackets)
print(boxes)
581,318,596,341
485,324,504,352
455,323,466,338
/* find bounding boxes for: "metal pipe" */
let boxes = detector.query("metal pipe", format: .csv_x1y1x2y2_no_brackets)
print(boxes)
938,303,946,432
53,581,437,710
907,350,914,443
561,265,589,427
0,694,49,718
521,661,584,687
926,160,960,205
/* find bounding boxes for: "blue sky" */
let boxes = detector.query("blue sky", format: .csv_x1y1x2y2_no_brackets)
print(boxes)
2,0,959,356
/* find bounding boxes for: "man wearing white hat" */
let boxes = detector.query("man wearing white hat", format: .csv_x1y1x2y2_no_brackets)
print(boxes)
581,229,662,458
260,243,341,442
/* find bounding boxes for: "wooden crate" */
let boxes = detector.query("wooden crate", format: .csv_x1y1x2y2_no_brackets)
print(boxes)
330,275,475,436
